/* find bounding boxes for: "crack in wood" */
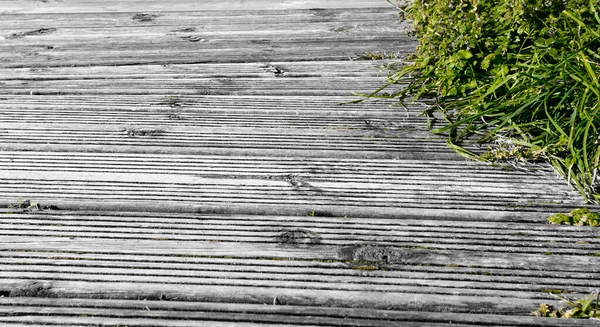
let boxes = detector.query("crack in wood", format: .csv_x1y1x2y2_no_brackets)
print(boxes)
181,36,207,42
281,174,326,195
277,228,322,245
338,246,427,266
155,97,185,108
171,27,197,33
8,281,54,298
7,28,57,39
132,13,159,22
261,65,287,77
122,128,165,138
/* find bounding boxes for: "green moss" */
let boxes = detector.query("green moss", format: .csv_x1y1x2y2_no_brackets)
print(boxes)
548,213,574,225
541,289,567,294
548,208,600,226
7,199,43,211
413,245,432,250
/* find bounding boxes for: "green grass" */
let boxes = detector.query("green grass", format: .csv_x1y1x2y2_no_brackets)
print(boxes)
358,0,600,203
534,291,599,319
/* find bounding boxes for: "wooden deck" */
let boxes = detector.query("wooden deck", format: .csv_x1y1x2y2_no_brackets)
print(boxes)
1,0,599,325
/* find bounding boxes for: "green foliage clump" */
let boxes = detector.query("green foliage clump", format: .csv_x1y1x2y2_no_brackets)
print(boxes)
359,50,403,60
548,207,600,226
371,0,600,203
533,291,599,319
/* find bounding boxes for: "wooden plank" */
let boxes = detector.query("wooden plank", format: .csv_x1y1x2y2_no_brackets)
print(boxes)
1,235,598,273
1,255,598,294
0,167,585,217
1,0,392,14
0,16,403,37
0,94,425,128
0,61,393,79
1,230,596,255
2,298,597,327
0,8,400,27
0,174,584,216
0,49,411,69
0,302,596,327
0,315,318,327
0,8,414,67
0,45,413,69
1,248,598,280
1,223,596,251
11,203,585,223
0,77,390,95
1,212,598,254
0,153,574,186
2,211,597,234
2,254,598,286
0,316,365,327
0,278,572,315
6,269,593,299
0,24,403,45
1,259,598,293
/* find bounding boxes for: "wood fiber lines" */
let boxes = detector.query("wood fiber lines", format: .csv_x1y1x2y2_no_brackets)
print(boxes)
0,1,598,326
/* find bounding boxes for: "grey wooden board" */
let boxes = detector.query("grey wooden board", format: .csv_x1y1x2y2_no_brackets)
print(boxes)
0,0,392,13
0,299,598,327
1,0,599,326
0,8,414,68
0,158,586,216
2,211,599,253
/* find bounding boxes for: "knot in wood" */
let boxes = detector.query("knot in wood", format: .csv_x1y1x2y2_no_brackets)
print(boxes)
277,229,322,245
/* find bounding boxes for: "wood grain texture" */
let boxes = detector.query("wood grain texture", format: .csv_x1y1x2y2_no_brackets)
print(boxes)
1,0,392,14
0,221,598,324
1,298,598,327
1,0,598,326
0,8,412,68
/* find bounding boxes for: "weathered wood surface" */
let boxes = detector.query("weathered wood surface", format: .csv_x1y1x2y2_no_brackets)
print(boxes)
0,0,391,13
1,0,599,326
0,8,413,68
